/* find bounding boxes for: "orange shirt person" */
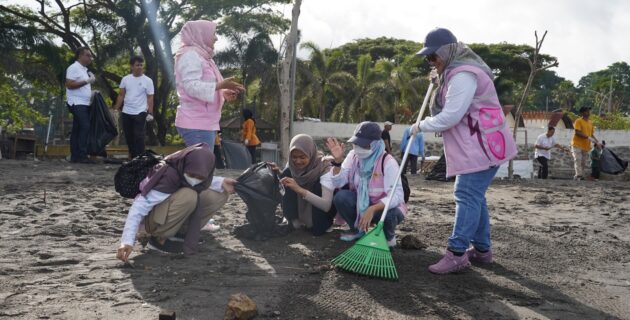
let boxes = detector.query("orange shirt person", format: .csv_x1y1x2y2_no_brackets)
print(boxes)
241,108,260,164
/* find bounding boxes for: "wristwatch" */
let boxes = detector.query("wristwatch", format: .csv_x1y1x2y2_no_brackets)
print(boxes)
331,160,342,167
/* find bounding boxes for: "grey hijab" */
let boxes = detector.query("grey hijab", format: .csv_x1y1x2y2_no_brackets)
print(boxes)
430,42,494,116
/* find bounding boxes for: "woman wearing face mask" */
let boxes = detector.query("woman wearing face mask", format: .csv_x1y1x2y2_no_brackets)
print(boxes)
326,122,406,248
412,28,517,274
174,20,245,147
278,134,336,236
116,143,237,262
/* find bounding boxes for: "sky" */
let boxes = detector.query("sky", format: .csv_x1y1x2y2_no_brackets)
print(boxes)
265,0,630,83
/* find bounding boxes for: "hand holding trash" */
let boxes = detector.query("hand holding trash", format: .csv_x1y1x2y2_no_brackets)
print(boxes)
86,72,96,84
146,114,154,122
221,178,237,193
116,244,133,262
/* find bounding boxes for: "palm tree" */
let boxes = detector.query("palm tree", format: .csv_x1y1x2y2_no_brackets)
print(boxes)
299,42,349,121
552,80,577,110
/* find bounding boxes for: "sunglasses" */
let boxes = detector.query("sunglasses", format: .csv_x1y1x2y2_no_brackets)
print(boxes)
426,53,438,62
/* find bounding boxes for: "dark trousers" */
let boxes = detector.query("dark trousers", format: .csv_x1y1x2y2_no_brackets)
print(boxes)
402,154,418,175
214,145,225,169
536,156,549,179
281,168,335,236
121,112,147,159
67,104,90,162
591,166,600,179
247,145,257,164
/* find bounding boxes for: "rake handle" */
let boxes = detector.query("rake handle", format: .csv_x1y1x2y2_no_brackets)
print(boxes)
379,81,435,225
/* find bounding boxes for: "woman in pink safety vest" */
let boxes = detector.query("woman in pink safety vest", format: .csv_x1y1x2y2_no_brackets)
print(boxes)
413,28,517,274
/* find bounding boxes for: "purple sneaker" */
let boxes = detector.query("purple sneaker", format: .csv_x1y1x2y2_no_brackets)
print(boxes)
428,250,471,274
466,247,493,264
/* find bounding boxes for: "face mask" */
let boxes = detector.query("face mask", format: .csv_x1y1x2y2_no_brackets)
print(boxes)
184,173,203,187
353,145,372,159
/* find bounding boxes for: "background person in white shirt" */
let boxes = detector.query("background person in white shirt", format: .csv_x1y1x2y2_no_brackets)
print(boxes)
534,126,569,179
113,56,155,159
65,47,96,163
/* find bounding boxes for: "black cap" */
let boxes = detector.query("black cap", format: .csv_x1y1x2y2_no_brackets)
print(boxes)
348,121,382,148
416,28,457,56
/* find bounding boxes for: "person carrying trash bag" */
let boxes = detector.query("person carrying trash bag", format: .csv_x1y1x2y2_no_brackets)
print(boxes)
274,134,337,236
412,28,517,274
326,121,406,248
116,143,236,262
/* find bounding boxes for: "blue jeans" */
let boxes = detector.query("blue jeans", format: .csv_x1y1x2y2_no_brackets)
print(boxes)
333,189,404,241
176,127,216,147
67,104,90,162
448,166,499,253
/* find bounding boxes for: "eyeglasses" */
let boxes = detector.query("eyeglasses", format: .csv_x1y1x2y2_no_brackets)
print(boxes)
426,53,438,62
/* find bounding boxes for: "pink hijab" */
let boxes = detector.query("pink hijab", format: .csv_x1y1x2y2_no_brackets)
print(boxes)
175,20,223,83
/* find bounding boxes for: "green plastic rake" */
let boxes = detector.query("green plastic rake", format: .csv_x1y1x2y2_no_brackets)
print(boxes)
332,81,435,280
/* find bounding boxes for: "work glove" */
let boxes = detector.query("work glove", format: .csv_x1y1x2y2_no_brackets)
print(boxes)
410,122,421,136
146,114,154,122
429,68,439,85
86,72,96,84
244,139,249,145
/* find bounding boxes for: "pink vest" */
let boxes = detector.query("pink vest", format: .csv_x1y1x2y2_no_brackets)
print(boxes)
174,53,224,131
349,153,408,218
439,65,517,177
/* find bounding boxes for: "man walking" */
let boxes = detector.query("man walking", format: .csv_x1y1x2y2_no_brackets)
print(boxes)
65,47,96,163
571,107,600,180
534,126,569,179
113,56,155,159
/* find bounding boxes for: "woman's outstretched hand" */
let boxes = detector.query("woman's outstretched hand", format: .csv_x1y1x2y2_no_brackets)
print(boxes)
325,137,345,162
217,77,245,92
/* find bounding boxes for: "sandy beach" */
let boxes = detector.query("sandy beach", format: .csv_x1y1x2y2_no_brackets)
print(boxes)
1,159,629,319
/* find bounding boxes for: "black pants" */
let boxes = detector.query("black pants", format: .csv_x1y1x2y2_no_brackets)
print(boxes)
214,145,225,169
67,104,90,162
591,166,600,179
402,154,418,175
536,156,549,179
121,112,147,159
247,145,257,164
280,168,336,236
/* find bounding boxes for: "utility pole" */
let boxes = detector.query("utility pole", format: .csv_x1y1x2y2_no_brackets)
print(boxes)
545,96,548,112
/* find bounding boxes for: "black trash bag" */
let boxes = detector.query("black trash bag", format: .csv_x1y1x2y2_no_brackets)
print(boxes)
426,153,455,182
601,148,628,175
114,150,163,198
88,92,118,155
233,162,291,240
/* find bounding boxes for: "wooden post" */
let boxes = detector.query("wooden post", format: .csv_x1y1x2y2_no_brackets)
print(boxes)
278,0,302,165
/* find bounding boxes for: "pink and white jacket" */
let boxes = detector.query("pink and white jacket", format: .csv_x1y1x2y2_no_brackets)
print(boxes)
421,65,517,177
174,50,224,131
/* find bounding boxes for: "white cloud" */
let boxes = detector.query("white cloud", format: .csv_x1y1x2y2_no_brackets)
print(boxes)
283,0,630,83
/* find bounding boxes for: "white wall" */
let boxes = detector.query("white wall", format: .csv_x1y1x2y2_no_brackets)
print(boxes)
293,121,630,147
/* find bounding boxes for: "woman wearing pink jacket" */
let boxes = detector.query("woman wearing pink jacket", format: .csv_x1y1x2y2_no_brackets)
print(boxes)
413,28,517,274
174,20,244,147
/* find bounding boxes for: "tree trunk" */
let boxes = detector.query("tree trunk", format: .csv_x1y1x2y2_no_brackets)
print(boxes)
278,0,301,165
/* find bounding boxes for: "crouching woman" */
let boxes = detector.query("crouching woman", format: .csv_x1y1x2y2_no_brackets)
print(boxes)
116,143,235,262
327,121,406,248
279,134,337,236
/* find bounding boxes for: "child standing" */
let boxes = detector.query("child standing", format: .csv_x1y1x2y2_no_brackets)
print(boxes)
589,143,602,180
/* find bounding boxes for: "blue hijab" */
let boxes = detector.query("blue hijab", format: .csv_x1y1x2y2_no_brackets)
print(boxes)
356,139,385,218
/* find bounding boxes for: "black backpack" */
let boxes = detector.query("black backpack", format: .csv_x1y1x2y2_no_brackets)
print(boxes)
381,153,411,203
114,150,163,198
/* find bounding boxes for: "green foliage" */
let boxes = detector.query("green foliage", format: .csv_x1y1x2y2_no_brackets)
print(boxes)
0,83,46,134
591,112,630,130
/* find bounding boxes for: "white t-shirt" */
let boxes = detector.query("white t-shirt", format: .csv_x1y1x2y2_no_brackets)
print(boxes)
120,74,155,115
534,133,556,159
65,61,92,106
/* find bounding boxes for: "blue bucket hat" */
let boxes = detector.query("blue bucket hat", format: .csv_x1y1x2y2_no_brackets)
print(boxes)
416,28,457,56
348,121,382,148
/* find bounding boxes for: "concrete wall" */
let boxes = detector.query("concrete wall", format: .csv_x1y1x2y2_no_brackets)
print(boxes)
293,121,630,147
294,121,630,179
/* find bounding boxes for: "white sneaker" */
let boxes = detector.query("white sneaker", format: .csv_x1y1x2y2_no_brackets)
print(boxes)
201,219,220,232
325,225,334,233
387,236,397,248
